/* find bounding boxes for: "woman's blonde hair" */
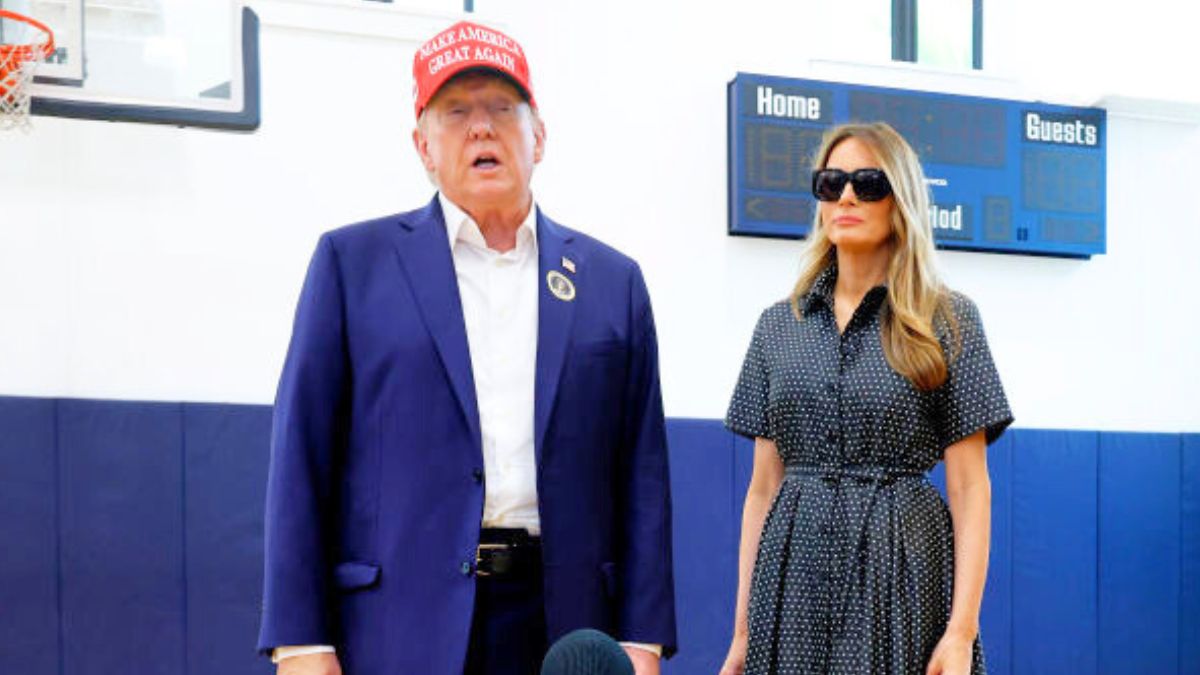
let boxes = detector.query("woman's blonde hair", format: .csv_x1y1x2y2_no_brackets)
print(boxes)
790,122,957,391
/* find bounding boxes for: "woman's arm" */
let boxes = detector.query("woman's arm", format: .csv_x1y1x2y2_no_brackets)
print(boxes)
927,429,990,675
720,437,784,675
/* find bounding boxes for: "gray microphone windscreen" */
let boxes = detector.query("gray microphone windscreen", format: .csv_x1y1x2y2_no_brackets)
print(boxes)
540,628,635,675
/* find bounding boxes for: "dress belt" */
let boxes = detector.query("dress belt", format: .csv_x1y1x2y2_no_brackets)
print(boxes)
784,463,929,637
784,464,926,484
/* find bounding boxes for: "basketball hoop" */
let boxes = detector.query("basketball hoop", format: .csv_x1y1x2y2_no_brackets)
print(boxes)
0,9,55,131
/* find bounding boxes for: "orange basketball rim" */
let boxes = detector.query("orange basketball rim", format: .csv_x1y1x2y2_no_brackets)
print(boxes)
0,9,56,99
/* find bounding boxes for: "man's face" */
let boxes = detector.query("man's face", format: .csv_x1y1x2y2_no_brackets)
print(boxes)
413,72,545,214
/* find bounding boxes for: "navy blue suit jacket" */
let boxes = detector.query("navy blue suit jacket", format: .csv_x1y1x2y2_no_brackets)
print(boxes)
257,197,677,673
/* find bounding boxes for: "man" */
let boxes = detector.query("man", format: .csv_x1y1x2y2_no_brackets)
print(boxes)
257,20,677,675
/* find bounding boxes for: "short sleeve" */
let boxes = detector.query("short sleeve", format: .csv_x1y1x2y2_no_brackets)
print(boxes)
935,293,1013,449
725,308,773,440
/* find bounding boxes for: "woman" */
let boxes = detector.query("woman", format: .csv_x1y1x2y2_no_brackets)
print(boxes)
720,122,1012,675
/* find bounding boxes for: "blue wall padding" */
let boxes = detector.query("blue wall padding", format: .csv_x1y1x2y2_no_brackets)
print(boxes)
928,461,946,492
0,396,1197,675
663,418,737,674
57,399,186,675
1010,429,1099,674
183,404,274,675
1099,433,1181,674
0,397,59,675
1182,435,1200,675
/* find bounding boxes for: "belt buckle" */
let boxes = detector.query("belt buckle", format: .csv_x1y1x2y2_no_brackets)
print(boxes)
475,542,508,577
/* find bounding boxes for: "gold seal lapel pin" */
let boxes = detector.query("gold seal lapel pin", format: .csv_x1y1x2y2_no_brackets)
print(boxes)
546,270,576,302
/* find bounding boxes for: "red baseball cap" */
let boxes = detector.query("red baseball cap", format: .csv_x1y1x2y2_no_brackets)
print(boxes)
412,20,536,119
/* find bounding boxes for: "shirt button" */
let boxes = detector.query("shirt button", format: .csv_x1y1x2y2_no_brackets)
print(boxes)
826,429,839,443
472,468,483,484
826,382,837,395
461,561,473,576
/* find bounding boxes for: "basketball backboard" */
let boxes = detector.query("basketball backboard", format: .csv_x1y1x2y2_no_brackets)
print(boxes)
0,0,259,130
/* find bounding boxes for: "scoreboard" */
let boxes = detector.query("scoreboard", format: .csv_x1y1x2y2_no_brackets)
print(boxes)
728,73,1107,258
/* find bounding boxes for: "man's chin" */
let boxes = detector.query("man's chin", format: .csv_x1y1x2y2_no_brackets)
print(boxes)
454,183,526,206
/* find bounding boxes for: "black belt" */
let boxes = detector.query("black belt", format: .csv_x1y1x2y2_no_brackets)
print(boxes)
475,528,542,578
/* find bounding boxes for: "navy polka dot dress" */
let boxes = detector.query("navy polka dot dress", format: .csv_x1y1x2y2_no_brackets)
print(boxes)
726,264,1013,674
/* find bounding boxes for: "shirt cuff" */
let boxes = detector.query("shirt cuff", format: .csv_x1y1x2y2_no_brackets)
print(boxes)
619,642,663,658
272,645,336,663
273,642,657,661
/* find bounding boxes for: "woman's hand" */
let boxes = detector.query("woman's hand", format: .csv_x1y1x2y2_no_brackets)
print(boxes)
718,634,748,675
925,630,973,675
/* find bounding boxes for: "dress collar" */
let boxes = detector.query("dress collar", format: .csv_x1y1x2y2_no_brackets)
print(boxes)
801,260,889,318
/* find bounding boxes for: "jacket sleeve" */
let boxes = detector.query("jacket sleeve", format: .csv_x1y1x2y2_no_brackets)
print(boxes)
616,263,678,656
257,234,351,653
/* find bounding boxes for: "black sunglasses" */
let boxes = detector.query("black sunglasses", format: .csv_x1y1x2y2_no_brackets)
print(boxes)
811,168,893,202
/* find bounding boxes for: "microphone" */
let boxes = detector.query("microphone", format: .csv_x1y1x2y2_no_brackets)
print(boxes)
540,628,634,675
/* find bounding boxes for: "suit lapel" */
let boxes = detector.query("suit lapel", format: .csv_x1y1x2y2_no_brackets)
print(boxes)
534,210,578,465
390,196,481,453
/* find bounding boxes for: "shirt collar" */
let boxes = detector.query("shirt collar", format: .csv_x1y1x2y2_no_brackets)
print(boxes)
801,261,840,316
801,260,889,317
438,192,538,252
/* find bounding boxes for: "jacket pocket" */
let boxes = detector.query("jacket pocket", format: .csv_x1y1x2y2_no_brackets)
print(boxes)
333,561,381,591
572,339,628,359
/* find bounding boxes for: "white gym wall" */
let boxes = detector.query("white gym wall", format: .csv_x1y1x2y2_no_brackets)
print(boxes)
1,0,1197,433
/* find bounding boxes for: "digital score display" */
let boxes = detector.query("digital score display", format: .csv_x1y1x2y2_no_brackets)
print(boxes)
728,73,1107,258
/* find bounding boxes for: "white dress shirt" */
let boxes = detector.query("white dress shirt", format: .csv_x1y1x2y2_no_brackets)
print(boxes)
441,193,542,534
274,195,658,662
